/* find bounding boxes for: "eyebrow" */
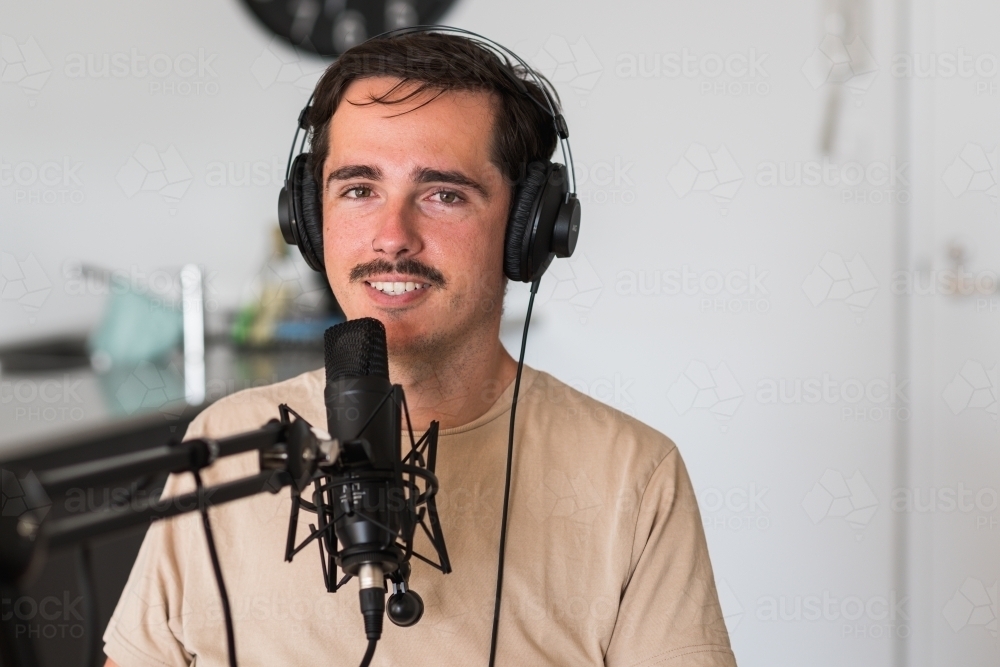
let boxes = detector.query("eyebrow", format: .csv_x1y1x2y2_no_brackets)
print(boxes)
412,167,490,201
327,164,383,186
326,164,490,201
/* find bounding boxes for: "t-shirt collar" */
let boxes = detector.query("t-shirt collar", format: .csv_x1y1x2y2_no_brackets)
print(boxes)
437,365,540,436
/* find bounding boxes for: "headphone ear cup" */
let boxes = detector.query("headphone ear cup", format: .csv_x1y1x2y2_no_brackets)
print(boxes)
504,161,550,282
290,154,325,272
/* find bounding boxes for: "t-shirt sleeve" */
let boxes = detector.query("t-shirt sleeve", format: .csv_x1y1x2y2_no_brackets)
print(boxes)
604,447,737,667
102,417,207,667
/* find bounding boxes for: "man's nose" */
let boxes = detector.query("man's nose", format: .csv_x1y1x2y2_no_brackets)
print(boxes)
371,197,422,259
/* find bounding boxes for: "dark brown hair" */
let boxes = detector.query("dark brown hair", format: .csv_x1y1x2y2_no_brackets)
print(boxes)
305,32,561,202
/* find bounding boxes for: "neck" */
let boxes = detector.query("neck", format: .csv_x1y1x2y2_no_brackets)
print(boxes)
388,330,518,432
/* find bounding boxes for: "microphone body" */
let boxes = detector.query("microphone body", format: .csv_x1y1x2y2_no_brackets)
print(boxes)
323,318,409,645
324,376,403,577
324,319,405,579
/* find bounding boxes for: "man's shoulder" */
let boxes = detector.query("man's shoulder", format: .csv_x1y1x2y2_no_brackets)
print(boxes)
190,367,326,440
526,368,677,462
176,368,325,488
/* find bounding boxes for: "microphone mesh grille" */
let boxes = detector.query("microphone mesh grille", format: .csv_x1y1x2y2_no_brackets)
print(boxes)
323,318,390,381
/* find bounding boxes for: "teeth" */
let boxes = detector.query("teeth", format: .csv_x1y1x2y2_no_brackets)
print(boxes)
367,280,430,295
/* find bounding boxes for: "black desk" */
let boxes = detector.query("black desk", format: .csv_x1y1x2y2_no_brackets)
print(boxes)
0,343,323,667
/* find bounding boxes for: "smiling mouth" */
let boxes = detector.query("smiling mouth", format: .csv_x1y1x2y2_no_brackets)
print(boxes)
365,280,432,295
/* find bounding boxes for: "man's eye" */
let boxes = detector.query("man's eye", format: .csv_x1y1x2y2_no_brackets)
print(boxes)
345,186,372,198
435,191,460,204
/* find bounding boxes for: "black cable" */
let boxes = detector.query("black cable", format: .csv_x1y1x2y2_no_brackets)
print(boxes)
284,91,316,182
488,277,541,667
75,543,97,667
193,470,238,667
358,638,378,667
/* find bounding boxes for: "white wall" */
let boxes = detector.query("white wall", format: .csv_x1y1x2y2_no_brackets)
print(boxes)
2,0,331,342
2,0,997,665
904,1,1000,666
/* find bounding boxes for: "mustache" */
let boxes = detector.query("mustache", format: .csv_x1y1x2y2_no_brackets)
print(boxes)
349,258,447,287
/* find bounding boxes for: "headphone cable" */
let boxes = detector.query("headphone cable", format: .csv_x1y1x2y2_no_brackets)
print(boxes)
75,542,97,667
488,276,540,666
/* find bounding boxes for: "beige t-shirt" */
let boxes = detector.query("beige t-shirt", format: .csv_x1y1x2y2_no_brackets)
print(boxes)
104,365,736,667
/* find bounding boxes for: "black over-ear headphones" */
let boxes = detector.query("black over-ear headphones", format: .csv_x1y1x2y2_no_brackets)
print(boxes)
277,25,581,284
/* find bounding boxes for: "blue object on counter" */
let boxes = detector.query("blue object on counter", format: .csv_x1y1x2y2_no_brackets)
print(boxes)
88,289,183,366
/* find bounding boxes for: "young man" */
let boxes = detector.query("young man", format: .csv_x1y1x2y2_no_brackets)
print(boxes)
103,32,736,667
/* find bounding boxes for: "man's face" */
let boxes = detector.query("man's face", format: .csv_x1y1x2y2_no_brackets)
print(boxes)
321,76,511,358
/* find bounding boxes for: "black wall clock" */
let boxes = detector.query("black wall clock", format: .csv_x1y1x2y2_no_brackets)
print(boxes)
240,0,459,57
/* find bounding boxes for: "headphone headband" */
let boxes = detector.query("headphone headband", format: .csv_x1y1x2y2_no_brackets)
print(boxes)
369,25,576,193
285,25,577,195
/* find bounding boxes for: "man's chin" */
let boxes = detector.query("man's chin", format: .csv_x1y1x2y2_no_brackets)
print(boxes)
340,287,502,363
338,310,430,358
382,314,474,363
383,332,447,369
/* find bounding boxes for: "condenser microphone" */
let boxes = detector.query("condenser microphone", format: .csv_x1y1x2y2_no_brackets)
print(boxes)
286,317,449,666
324,318,402,650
